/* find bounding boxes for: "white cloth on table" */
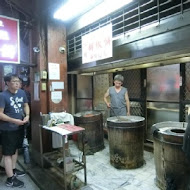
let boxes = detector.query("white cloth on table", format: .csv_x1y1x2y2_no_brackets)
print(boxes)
50,112,74,148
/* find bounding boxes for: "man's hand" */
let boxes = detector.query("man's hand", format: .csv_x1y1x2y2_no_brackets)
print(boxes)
23,115,29,123
13,119,26,126
106,103,111,108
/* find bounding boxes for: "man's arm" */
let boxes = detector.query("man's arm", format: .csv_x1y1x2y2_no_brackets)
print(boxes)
125,92,130,116
104,89,111,108
23,103,30,123
0,108,26,126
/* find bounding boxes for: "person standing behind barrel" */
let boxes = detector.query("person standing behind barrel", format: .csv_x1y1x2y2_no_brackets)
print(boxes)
104,74,130,117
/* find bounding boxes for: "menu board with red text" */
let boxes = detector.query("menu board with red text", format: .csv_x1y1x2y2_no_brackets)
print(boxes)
0,15,20,63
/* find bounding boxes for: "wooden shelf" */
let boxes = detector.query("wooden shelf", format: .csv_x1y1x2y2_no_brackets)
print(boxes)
42,150,85,174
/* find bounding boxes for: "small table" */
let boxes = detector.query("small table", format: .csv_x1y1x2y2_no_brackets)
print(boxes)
39,124,87,190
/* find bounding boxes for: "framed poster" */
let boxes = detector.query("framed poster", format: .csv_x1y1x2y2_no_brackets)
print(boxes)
0,15,20,63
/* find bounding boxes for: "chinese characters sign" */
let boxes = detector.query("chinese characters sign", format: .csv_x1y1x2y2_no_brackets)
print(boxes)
82,24,112,64
0,15,20,64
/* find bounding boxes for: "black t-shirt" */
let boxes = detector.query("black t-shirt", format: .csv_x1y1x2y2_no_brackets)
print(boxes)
0,89,28,131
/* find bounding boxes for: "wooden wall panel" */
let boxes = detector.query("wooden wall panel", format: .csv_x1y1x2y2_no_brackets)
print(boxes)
47,20,68,112
31,21,51,155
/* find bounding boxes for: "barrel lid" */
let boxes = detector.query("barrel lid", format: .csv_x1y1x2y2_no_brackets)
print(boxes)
107,116,145,123
152,121,187,144
74,110,101,118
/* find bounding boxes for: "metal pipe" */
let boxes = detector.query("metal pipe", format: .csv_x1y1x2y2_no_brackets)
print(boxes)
110,106,121,121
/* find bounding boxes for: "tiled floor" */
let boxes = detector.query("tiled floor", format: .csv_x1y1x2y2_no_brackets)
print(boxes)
0,139,160,190
0,164,40,190
69,139,160,190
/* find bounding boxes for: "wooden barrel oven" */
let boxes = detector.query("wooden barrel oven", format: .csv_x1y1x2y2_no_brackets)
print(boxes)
74,111,104,154
107,116,145,169
153,121,190,190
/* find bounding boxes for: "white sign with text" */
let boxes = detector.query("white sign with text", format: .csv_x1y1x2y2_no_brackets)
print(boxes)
82,23,112,64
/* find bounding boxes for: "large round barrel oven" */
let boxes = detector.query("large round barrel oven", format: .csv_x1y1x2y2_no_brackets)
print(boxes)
153,121,190,190
107,116,145,169
74,111,104,154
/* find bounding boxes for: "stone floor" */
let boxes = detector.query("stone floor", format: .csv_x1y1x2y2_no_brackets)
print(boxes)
69,139,160,190
0,138,161,190
0,164,40,190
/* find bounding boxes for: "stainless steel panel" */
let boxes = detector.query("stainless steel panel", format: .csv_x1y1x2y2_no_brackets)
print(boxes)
147,102,179,141
76,99,92,112
147,64,180,102
77,75,92,98
68,25,190,74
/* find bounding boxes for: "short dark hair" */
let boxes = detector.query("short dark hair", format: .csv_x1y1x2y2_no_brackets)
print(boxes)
4,73,19,85
114,74,124,82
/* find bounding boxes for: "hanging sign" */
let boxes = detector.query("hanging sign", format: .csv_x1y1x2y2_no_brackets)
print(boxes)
0,15,20,64
82,23,112,64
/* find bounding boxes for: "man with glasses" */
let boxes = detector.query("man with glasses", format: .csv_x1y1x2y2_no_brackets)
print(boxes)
0,73,30,188
104,74,130,117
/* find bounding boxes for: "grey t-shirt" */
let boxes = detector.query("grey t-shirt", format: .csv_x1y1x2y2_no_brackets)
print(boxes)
109,86,127,116
0,89,28,131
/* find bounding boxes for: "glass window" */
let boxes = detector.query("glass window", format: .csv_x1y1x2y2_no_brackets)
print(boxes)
147,64,180,102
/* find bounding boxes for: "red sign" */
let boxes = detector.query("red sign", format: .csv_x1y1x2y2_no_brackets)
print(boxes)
0,15,20,63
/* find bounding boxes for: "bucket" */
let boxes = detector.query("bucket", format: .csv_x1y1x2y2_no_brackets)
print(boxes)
153,121,190,190
107,116,145,169
74,111,104,154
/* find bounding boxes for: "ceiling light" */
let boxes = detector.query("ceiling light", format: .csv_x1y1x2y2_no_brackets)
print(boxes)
54,0,133,22
54,0,103,21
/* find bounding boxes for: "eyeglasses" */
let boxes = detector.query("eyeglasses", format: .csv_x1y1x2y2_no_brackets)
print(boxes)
10,80,20,83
